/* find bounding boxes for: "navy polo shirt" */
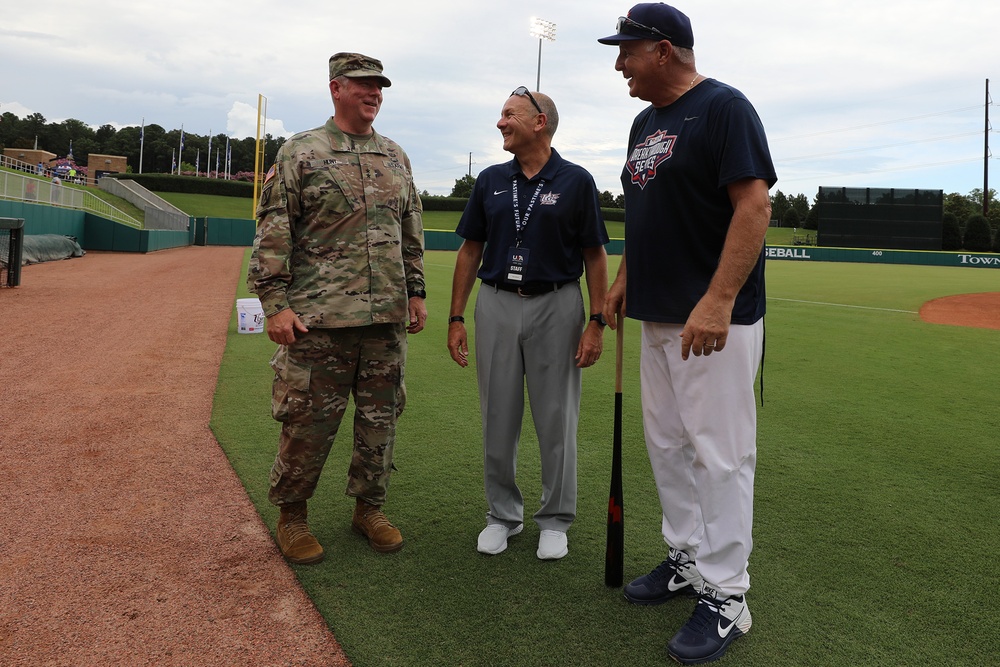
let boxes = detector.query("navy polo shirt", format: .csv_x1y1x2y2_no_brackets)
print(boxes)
621,79,777,325
457,148,609,285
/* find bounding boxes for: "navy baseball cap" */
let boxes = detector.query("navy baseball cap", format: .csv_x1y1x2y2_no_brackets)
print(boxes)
597,3,694,48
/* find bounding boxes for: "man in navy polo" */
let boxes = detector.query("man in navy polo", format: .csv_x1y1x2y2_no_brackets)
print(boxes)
448,87,609,561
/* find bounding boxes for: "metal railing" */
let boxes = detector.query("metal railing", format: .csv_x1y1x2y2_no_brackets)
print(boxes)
0,156,143,229
99,178,189,231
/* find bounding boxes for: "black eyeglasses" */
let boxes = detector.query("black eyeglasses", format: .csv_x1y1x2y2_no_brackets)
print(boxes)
511,86,543,114
616,16,672,41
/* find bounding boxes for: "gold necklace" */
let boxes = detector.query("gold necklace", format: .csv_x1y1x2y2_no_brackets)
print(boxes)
688,73,700,89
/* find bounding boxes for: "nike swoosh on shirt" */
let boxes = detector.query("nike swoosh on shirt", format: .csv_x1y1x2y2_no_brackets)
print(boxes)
494,189,508,195
684,116,699,121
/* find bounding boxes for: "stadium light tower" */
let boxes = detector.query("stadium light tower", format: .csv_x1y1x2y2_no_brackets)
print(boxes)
529,17,556,92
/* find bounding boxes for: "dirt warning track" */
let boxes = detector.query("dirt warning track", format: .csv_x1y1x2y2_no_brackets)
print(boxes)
0,247,348,666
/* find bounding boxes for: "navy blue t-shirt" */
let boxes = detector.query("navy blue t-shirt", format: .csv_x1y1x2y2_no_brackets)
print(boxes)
621,79,777,325
457,148,609,284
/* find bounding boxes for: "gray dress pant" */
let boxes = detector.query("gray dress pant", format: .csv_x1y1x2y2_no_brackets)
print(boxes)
474,281,584,532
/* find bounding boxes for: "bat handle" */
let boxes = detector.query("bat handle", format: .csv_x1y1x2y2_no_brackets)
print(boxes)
615,318,624,393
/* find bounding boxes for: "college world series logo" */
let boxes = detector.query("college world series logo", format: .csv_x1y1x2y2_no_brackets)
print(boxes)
626,130,677,189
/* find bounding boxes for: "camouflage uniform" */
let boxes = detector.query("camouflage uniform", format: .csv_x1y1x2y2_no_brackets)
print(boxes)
249,118,424,507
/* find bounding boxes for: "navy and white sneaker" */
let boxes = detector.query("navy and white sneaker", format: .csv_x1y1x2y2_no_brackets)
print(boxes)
624,547,703,605
667,586,752,664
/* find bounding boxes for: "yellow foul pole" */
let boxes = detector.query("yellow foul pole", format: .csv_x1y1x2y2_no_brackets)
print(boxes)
251,94,268,222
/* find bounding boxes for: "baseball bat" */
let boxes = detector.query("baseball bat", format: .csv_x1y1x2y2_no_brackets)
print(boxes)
604,320,624,587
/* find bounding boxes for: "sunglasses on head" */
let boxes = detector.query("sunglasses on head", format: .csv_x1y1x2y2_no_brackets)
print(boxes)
616,15,672,41
511,86,543,114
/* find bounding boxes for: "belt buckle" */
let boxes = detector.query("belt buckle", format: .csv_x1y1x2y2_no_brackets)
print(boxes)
517,286,529,297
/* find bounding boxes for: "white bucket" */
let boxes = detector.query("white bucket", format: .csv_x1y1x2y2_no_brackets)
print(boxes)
236,298,265,334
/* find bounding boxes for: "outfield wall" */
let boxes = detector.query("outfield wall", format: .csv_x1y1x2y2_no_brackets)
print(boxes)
0,199,86,239
0,200,252,252
83,213,193,252
424,231,998,268
2,210,994,269
765,245,1000,268
193,217,256,247
0,199,193,252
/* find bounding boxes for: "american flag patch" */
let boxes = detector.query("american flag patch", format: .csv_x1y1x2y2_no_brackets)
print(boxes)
263,164,276,183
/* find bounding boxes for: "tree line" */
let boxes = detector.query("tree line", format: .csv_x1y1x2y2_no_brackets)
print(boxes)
0,112,286,179
446,175,999,236
4,111,996,238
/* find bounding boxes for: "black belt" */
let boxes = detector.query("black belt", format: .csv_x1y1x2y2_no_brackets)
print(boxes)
481,279,576,297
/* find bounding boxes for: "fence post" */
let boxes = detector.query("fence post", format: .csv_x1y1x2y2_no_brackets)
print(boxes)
0,218,26,287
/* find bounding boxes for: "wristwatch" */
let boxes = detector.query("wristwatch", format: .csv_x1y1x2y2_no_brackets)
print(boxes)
589,313,607,327
408,288,427,299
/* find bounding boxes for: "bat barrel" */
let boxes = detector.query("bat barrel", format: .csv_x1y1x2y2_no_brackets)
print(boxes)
605,320,625,588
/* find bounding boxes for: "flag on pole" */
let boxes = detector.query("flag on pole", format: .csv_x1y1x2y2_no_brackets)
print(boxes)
177,125,185,174
139,117,145,175
207,129,212,178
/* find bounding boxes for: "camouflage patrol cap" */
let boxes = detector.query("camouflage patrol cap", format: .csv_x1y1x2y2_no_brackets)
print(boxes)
328,52,392,87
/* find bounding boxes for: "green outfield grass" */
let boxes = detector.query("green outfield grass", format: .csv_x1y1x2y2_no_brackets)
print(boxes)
424,209,632,241
418,210,802,246
386,209,635,241
420,209,463,231
157,191,256,219
211,252,999,666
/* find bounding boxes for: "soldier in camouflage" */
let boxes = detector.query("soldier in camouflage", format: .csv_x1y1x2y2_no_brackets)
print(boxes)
248,52,426,563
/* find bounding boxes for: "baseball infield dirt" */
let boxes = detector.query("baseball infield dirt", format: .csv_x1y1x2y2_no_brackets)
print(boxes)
0,247,348,666
918,291,1000,330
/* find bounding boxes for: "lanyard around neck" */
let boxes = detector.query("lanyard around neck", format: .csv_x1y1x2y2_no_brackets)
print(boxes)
512,176,546,246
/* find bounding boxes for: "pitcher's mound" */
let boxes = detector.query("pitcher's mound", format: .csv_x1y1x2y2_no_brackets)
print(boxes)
919,292,1000,330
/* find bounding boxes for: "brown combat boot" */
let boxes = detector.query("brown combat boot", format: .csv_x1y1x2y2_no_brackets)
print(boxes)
276,502,325,564
351,498,404,553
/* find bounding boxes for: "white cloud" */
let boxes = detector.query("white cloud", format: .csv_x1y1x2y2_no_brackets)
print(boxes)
1,0,996,197
225,101,293,140
1,101,36,118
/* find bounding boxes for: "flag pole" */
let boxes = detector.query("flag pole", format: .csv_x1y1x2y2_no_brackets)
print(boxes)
177,124,185,175
138,117,145,174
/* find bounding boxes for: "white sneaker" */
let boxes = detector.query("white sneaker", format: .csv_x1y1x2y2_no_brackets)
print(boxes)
537,529,568,560
477,523,523,555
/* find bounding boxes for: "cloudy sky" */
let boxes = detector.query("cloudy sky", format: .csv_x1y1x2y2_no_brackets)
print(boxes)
2,0,996,199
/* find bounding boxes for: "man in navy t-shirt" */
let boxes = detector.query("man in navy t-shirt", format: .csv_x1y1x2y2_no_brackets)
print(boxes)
599,4,776,664
448,87,609,561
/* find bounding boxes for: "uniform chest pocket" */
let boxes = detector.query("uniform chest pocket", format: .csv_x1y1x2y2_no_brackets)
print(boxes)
375,159,406,214
301,160,363,215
